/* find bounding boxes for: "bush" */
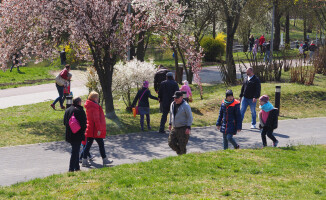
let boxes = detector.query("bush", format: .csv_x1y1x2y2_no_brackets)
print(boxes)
51,44,82,68
315,45,326,75
200,33,226,62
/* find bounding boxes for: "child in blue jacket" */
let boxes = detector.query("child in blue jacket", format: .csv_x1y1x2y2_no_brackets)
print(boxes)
216,90,242,149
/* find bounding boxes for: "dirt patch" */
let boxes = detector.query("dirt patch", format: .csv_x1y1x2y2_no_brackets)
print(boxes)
0,78,54,86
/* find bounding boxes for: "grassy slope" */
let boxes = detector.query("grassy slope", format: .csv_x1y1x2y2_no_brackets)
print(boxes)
0,61,60,89
1,145,325,199
1,71,326,147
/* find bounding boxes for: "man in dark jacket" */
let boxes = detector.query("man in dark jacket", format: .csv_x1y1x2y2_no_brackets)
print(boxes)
64,97,87,172
154,65,170,93
239,67,261,129
158,72,179,133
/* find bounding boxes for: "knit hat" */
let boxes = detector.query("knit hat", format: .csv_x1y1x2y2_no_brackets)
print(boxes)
259,95,269,103
166,72,173,77
225,90,233,98
143,81,149,88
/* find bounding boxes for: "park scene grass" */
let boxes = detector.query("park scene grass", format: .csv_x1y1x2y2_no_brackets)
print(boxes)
1,70,326,148
0,145,325,199
0,61,60,89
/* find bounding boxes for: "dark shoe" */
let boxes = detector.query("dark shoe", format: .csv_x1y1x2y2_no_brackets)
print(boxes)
273,140,279,147
147,126,152,130
235,145,240,149
158,130,166,134
50,104,55,110
60,105,66,109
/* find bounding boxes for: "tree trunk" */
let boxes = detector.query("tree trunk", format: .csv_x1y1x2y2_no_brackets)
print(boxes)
225,21,236,84
285,11,290,49
212,15,216,38
136,31,146,61
303,16,307,41
173,47,182,84
273,1,281,51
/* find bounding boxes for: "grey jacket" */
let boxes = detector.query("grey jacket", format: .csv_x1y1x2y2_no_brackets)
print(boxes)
169,101,193,128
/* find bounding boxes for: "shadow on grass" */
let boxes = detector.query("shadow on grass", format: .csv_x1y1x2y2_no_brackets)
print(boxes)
18,119,65,141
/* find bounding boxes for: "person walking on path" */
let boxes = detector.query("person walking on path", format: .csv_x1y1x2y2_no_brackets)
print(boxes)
264,40,271,63
180,80,192,103
258,95,279,147
131,81,159,131
249,35,255,52
168,91,193,155
216,90,242,150
51,64,72,110
252,44,258,60
240,67,261,129
64,97,87,172
154,65,170,93
158,72,179,133
309,41,317,63
259,34,265,55
82,91,113,167
60,48,67,66
10,52,20,72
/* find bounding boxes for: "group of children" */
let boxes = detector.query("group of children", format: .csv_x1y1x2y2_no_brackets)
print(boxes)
216,90,279,149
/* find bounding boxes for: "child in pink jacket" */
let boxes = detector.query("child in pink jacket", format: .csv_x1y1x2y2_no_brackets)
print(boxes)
180,80,192,103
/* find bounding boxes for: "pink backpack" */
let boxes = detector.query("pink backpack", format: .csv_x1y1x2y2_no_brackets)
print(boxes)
69,112,81,134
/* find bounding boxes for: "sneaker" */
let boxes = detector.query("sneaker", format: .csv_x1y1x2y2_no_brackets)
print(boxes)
50,104,56,110
273,140,279,147
82,158,90,167
251,125,256,129
147,126,152,130
103,158,113,166
88,155,94,161
235,145,240,149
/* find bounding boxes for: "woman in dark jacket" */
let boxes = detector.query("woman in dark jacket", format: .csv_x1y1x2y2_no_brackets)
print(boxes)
132,81,158,131
63,97,87,172
216,90,242,150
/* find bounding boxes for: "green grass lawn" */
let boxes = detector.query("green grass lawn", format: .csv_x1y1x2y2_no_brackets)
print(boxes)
0,61,60,89
1,145,325,199
1,71,326,147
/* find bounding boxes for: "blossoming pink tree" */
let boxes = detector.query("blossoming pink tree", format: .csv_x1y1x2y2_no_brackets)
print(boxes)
0,0,203,117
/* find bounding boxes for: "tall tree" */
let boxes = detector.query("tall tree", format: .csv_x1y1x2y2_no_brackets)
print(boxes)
219,0,248,84
0,0,192,119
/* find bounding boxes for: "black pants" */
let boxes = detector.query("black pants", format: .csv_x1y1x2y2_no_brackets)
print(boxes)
261,127,277,147
69,140,82,171
159,109,169,132
83,138,106,159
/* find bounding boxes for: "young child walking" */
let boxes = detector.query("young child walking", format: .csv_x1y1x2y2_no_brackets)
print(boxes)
216,90,242,150
258,95,279,147
132,81,159,131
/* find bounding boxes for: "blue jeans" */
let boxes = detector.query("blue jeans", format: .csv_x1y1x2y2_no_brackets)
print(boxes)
240,97,257,126
264,50,270,63
69,140,81,171
223,133,238,150
53,83,64,107
83,138,106,159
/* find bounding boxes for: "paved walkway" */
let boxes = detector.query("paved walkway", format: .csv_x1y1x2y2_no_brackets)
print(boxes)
1,117,326,186
0,70,89,109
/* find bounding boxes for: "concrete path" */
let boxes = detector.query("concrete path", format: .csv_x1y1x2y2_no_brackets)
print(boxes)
1,117,325,187
0,70,89,109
